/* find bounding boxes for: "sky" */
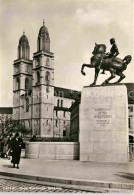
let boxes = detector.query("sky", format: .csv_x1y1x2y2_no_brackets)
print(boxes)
0,0,133,106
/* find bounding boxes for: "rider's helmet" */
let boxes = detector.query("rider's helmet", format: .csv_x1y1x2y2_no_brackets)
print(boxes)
110,38,115,44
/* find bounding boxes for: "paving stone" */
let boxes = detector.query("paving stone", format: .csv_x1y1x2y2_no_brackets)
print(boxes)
0,178,93,193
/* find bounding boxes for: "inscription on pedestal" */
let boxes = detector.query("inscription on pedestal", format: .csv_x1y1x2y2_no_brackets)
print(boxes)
94,108,112,126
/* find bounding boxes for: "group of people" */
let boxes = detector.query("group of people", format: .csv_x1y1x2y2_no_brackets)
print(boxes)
1,132,23,169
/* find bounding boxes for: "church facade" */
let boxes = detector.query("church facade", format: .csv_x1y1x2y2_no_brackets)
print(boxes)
13,21,80,138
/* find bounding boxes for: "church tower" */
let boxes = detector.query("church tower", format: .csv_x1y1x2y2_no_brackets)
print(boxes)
32,21,54,137
13,32,33,125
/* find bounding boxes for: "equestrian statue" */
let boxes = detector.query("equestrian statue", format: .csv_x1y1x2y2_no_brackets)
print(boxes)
81,38,132,86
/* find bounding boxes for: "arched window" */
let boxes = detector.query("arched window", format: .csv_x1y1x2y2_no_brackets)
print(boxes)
25,78,29,89
16,77,20,90
63,130,66,137
36,71,40,84
46,85,49,93
46,58,50,66
26,98,29,112
46,120,48,126
61,100,63,107
36,58,39,66
63,111,66,117
57,99,60,107
45,71,50,83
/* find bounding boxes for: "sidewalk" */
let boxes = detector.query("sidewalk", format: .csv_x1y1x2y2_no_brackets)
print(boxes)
0,157,134,190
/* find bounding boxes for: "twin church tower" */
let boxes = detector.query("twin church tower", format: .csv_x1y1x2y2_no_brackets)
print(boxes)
13,21,80,137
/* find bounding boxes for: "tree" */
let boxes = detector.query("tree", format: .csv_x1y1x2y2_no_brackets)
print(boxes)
0,115,31,137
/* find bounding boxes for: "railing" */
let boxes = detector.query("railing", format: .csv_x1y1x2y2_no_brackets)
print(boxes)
128,144,134,161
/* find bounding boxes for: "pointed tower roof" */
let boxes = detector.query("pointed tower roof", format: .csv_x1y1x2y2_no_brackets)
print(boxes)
19,31,29,45
37,20,50,52
38,19,49,36
18,31,30,60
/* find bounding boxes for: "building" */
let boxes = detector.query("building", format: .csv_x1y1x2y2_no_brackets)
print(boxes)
13,21,80,138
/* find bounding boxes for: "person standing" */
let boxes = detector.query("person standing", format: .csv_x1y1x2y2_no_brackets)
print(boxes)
11,133,23,169
3,134,8,158
6,133,13,160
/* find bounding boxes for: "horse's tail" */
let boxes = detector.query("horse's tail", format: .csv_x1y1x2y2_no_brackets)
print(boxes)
122,55,132,70
123,55,132,65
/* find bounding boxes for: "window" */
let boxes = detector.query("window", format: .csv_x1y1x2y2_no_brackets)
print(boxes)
57,99,60,107
46,85,49,93
46,58,50,66
25,78,29,89
36,58,39,66
128,106,133,112
56,120,58,127
47,107,48,111
36,71,40,84
28,121,30,127
56,110,58,117
46,120,48,125
26,98,29,112
129,117,132,129
45,71,50,83
63,130,66,137
63,111,66,117
61,100,63,107
16,77,20,90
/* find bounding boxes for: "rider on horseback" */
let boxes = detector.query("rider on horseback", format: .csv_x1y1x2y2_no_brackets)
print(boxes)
101,38,119,74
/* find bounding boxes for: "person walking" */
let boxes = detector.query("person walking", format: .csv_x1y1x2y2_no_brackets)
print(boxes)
10,133,23,169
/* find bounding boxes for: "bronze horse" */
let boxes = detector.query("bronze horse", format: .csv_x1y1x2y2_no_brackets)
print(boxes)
81,43,132,86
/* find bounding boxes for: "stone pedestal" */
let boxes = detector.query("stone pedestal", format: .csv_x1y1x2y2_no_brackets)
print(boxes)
80,85,128,162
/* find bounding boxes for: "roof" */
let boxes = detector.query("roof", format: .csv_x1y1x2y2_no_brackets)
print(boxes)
69,100,80,112
54,86,81,100
19,33,29,46
0,107,13,114
39,24,49,36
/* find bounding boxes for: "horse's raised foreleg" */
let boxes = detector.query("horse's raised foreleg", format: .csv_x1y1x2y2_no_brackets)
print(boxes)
90,68,100,86
102,68,116,85
114,72,125,84
81,64,94,76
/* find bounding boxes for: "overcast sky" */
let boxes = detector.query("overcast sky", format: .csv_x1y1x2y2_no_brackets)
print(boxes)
0,0,133,106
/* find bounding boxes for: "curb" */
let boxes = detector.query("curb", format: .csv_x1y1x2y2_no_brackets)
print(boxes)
0,171,134,191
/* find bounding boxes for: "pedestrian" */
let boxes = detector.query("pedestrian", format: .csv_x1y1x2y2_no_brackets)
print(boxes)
10,133,23,169
30,135,36,142
0,134,5,158
6,133,13,160
3,134,8,158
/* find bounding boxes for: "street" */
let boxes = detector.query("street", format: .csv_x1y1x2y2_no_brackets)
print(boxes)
0,178,91,193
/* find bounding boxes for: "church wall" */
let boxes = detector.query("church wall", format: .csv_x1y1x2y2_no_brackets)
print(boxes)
54,96,74,108
40,118,53,137
32,119,40,136
20,96,32,119
13,107,20,120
